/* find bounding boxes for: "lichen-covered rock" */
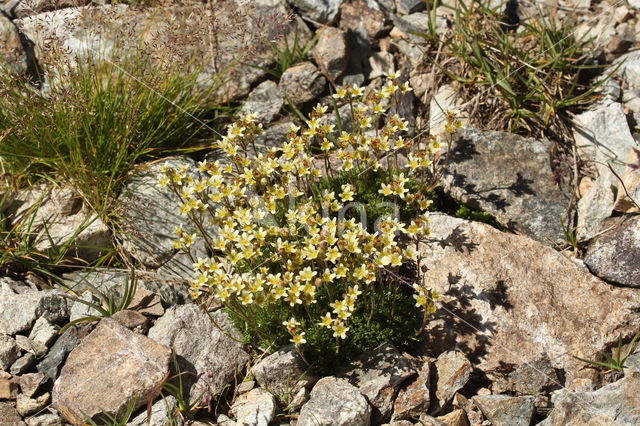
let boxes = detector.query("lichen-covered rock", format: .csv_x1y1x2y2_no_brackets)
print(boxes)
278,61,326,106
443,127,571,245
147,304,249,401
340,342,415,423
545,373,640,425
52,318,171,424
297,377,371,426
584,216,640,287
472,395,535,426
490,353,560,395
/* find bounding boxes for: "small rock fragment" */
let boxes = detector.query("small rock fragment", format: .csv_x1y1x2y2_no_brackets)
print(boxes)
312,27,349,78
0,336,20,371
278,62,326,106
251,344,317,401
17,373,47,398
297,377,371,426
0,379,18,400
473,395,535,426
436,409,470,426
28,318,59,348
433,351,472,412
340,342,415,423
10,353,35,375
16,392,50,417
392,361,431,420
0,401,24,425
110,310,149,333
15,336,47,358
230,388,276,426
240,81,284,124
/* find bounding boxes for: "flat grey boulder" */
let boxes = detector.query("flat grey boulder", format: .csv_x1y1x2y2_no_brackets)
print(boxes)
148,304,249,401
420,214,640,383
584,216,640,287
297,376,371,426
117,157,199,268
52,318,171,424
443,127,571,245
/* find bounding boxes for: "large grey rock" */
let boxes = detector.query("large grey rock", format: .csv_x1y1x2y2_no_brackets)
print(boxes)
62,268,190,306
433,351,472,413
117,157,199,267
545,373,640,425
339,342,415,423
419,214,640,383
10,352,36,375
240,80,283,124
297,376,371,426
573,100,637,238
584,216,640,287
0,282,69,336
312,26,349,78
148,304,249,401
0,336,20,371
287,0,343,23
251,344,317,401
52,318,171,424
472,395,535,426
2,0,88,19
278,61,326,106
4,184,111,262
15,1,295,102
230,388,276,426
443,128,571,245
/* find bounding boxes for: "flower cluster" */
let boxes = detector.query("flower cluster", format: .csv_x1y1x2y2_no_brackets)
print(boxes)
160,74,462,347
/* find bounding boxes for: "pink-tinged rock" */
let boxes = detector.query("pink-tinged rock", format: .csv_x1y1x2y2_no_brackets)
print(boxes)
420,214,640,384
52,318,171,424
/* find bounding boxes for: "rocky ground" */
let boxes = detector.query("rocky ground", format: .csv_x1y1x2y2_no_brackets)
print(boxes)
1,0,640,425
